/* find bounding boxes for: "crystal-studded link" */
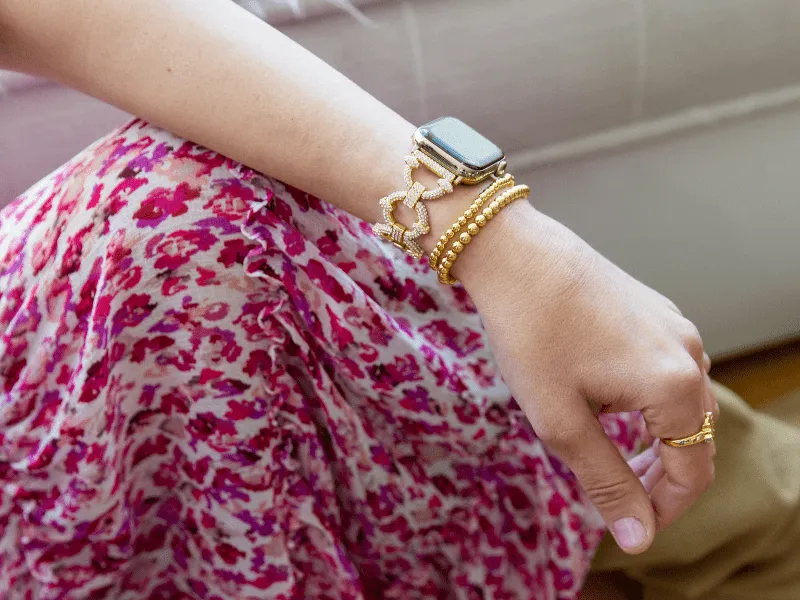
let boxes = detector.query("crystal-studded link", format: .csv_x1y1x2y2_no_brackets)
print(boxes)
428,174,514,270
404,181,426,209
390,223,407,245
374,147,458,259
435,184,531,285
402,149,457,202
413,149,453,181
372,188,430,259
380,191,405,223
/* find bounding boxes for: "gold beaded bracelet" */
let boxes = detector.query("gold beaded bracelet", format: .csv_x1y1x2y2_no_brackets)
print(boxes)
435,184,531,285
428,174,515,270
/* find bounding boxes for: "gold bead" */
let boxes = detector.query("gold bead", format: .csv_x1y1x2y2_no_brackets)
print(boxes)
464,209,474,218
446,228,454,239
482,207,493,219
459,232,472,245
475,215,487,227
457,216,467,227
467,223,480,236
490,201,501,214
446,250,458,262
441,258,453,268
451,241,464,253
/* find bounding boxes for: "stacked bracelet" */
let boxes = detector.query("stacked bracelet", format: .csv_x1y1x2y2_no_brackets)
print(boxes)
428,174,514,270
434,183,531,285
373,118,513,259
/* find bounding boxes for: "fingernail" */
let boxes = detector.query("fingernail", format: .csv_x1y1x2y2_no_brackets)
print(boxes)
613,517,647,550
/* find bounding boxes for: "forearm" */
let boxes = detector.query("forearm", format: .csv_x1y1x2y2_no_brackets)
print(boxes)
1,0,412,219
0,0,543,285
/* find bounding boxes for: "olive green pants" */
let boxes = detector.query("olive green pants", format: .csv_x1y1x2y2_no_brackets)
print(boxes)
592,382,800,600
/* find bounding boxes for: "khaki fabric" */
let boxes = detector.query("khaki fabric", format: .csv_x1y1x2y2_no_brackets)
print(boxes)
592,382,800,600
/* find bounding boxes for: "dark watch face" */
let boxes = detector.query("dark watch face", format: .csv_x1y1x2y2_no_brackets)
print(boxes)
418,117,504,170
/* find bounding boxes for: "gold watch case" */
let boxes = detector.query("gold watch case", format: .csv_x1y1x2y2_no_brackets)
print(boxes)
413,116,507,185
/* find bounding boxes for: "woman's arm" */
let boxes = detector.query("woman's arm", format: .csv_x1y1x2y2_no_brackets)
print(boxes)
0,0,489,257
0,0,411,213
0,0,717,556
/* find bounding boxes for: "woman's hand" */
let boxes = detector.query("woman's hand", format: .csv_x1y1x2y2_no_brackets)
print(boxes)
457,201,718,555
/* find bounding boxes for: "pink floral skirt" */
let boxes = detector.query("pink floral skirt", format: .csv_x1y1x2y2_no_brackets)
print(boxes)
0,120,646,599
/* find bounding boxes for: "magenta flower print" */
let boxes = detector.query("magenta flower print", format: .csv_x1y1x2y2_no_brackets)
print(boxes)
133,182,199,227
150,229,217,270
0,120,646,599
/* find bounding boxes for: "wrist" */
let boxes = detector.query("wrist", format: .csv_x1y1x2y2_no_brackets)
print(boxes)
452,202,583,306
369,120,566,295
405,171,551,296
450,199,538,291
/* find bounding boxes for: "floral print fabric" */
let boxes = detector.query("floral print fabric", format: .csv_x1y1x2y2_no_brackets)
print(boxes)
0,120,646,599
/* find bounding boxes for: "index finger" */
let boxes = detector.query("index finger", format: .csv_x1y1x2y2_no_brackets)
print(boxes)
650,375,716,529
530,390,657,553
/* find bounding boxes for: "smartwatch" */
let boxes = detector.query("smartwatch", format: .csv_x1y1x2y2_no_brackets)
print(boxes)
373,116,509,258
413,116,507,185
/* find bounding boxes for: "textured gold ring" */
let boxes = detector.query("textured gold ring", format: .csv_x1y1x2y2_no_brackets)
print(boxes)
662,412,715,448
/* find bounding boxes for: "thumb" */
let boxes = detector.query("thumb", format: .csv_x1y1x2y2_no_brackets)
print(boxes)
537,400,657,554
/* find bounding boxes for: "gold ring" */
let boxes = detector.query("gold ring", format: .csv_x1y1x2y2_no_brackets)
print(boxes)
662,412,715,448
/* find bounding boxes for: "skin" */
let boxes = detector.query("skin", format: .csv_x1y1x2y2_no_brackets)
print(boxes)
0,0,718,572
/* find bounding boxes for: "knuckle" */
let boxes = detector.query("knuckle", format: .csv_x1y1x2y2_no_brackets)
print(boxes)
583,477,633,509
641,405,673,436
678,320,704,356
642,359,706,438
538,426,581,453
667,361,705,397
664,298,683,316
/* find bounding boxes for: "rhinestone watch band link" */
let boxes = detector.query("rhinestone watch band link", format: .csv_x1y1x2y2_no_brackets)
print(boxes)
372,149,456,258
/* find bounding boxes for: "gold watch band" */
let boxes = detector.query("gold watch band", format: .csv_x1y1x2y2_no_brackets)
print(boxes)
372,147,457,258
